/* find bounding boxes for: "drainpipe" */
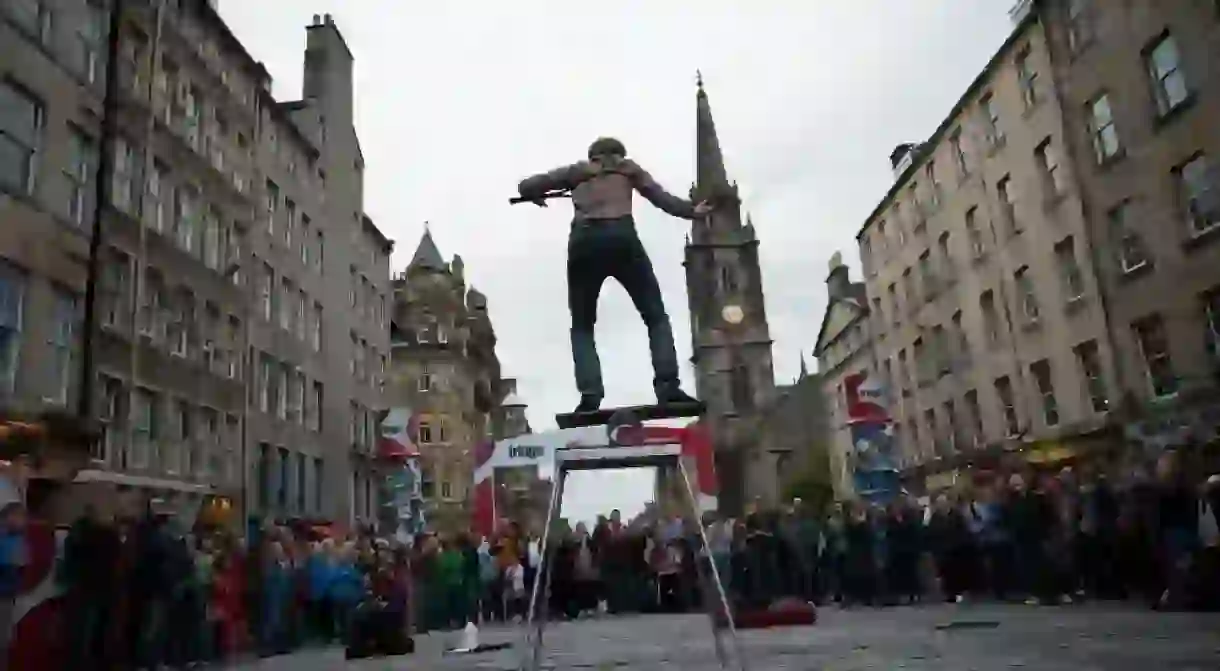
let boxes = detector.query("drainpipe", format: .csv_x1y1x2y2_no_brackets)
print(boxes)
78,0,130,422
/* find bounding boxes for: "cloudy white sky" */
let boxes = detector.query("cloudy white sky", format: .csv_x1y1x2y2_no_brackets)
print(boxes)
219,0,1015,523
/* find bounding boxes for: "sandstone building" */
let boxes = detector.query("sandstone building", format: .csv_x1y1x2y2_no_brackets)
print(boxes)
387,229,508,533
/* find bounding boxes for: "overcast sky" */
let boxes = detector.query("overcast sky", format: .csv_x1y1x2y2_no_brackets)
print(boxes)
220,1,1015,523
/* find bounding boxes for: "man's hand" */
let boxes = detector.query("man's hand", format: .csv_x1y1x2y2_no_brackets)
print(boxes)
694,200,715,216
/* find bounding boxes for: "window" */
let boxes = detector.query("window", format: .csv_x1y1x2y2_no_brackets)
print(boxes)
275,364,288,420
295,453,307,513
174,185,198,254
0,81,43,195
289,370,304,424
1016,47,1038,109
145,161,169,233
48,290,77,405
100,250,129,329
259,262,273,320
966,207,985,257
1146,34,1189,116
201,208,221,270
74,3,106,85
902,269,915,313
925,161,940,208
349,267,358,308
1030,360,1059,426
981,290,1001,344
1074,340,1108,413
943,400,958,453
311,301,323,351
1015,266,1039,322
0,265,25,393
130,388,155,469
284,199,296,248
265,179,279,235
1088,93,1120,162
1054,237,1085,300
950,129,968,177
314,230,324,271
964,390,983,446
918,250,934,298
279,279,294,331
1133,315,1177,397
441,481,452,499
8,0,53,44
111,138,139,213
256,443,271,510
63,128,96,226
349,332,358,376
313,456,324,512
295,290,307,340
719,265,738,294
300,215,311,266
997,175,1018,233
951,310,970,366
419,364,433,392
995,376,1020,436
931,325,948,375
1067,0,1094,53
419,421,433,444
1036,139,1065,197
310,381,323,432
277,447,289,508
886,284,898,326
1108,200,1150,272
913,337,927,383
980,92,1003,147
1175,154,1218,236
258,353,272,413
937,232,953,280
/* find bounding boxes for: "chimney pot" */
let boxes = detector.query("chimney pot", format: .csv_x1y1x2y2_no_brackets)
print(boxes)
312,14,321,25
324,13,333,24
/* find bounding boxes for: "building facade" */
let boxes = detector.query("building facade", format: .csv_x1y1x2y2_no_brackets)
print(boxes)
0,2,391,523
685,79,779,514
387,229,505,533
857,8,1119,492
813,254,879,499
1040,0,1220,453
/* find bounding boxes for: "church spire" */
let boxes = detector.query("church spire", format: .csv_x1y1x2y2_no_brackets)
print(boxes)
695,72,733,199
799,352,809,379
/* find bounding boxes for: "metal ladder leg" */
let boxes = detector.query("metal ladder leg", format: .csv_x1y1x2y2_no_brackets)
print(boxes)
678,459,747,671
522,464,566,671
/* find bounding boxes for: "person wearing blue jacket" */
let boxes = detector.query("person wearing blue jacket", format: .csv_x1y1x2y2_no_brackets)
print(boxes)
305,542,337,642
328,546,366,642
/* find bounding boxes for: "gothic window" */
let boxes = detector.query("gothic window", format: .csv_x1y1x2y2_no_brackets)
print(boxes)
719,265,738,294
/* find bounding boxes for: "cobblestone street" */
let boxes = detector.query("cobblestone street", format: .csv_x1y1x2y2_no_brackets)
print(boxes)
236,603,1220,670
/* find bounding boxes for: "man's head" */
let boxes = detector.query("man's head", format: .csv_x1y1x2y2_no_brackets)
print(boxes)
588,137,627,161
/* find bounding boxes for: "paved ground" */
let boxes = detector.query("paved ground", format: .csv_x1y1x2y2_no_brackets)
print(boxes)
237,603,1220,670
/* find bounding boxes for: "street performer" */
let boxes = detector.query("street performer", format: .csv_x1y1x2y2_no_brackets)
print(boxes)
517,137,713,413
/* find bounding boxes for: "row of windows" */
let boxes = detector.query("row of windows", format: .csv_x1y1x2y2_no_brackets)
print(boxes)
892,339,1108,465
255,442,324,516
253,352,324,432
95,374,241,482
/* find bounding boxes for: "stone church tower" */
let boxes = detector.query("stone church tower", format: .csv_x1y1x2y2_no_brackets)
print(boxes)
683,77,777,515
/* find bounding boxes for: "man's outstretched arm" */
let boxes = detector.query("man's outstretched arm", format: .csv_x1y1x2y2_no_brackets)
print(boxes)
518,162,593,200
623,161,697,220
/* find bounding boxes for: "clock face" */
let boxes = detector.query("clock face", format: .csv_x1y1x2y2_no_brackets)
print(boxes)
721,304,744,325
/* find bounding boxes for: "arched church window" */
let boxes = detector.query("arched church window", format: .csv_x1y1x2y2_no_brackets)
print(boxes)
720,265,739,294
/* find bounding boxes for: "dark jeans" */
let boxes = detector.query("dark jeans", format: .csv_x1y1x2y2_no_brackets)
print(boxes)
567,216,680,399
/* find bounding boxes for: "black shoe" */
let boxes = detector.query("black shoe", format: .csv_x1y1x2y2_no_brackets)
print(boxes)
574,395,602,413
657,386,698,406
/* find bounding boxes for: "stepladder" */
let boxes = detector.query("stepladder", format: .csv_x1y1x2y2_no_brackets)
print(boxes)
519,406,747,671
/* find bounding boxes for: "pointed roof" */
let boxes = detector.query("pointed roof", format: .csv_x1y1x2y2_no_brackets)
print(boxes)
799,352,809,379
409,225,446,271
695,72,731,192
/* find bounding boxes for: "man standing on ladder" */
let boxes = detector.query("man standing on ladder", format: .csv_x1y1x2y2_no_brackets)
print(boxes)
516,138,714,413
